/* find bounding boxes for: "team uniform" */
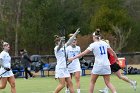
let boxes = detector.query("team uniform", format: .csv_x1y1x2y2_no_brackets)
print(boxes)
0,50,14,77
67,46,81,73
108,52,121,72
54,46,70,78
87,40,111,75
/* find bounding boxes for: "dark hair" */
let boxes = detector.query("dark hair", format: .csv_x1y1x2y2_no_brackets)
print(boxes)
93,29,101,40
1,40,9,47
95,29,100,36
20,49,27,53
20,49,24,52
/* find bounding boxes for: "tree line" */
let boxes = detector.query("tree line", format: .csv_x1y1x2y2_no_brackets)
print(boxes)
0,0,140,56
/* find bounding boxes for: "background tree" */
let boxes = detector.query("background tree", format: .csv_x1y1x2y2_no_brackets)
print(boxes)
0,0,139,55
89,0,133,52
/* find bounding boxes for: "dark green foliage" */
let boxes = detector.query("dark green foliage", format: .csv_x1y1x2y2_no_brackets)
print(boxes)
0,0,139,55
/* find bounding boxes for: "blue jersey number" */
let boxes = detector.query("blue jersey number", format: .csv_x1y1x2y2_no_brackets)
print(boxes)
73,53,75,57
99,46,106,55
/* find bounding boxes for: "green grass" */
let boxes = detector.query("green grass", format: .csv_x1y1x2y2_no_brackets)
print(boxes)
1,75,140,93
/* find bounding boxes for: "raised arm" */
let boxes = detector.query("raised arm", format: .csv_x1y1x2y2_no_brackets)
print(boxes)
56,37,65,52
65,28,80,46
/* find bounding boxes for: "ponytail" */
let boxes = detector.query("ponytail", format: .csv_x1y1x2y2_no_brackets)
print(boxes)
93,29,101,40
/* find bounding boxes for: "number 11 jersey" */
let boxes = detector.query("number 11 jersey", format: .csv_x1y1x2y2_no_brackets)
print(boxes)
87,40,110,66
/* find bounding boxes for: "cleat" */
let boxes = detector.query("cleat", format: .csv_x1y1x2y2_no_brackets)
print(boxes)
99,87,109,93
131,81,137,91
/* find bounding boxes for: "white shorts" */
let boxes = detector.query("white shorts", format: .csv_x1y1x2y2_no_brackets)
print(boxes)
91,65,111,75
0,68,14,77
55,68,70,78
68,66,81,73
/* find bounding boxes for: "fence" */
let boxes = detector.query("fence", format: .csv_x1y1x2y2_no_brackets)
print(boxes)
11,52,140,77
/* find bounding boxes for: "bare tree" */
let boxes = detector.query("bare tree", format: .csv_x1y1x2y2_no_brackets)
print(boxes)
0,0,4,21
112,25,132,52
15,0,22,56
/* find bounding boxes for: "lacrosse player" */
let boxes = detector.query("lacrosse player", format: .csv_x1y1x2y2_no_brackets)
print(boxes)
99,40,137,93
54,29,80,93
68,29,117,93
65,34,81,93
0,41,16,93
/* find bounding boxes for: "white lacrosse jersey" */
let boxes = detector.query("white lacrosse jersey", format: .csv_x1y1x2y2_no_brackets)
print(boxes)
0,50,14,77
54,46,67,69
0,50,11,68
87,40,110,66
67,46,81,72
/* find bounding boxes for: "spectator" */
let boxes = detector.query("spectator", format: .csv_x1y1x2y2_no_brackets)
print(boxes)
20,49,33,79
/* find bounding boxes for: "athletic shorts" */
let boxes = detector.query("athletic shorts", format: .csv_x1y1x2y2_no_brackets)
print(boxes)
55,68,70,78
0,68,14,77
68,66,81,74
91,65,111,75
110,62,121,72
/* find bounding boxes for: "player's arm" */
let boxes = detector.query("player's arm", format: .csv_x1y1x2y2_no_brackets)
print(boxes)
24,55,32,62
56,37,65,52
107,48,118,61
78,47,83,60
68,49,90,62
65,28,80,46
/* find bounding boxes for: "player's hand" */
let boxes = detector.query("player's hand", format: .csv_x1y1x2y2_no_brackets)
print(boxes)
60,36,65,41
4,67,10,71
68,58,74,62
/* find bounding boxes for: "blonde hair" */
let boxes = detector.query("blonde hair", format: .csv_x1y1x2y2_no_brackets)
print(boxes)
54,35,61,45
68,34,74,38
102,39,110,45
105,40,110,45
68,34,77,39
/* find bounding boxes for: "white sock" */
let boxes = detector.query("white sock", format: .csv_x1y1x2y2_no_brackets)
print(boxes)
66,88,69,91
77,89,80,93
65,88,69,92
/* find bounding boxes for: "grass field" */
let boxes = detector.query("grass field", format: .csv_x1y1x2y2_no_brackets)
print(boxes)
1,75,140,93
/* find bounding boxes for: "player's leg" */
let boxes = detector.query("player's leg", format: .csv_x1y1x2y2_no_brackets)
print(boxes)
26,68,33,77
24,67,28,79
89,74,98,93
54,78,66,93
112,62,137,90
65,77,74,93
74,71,80,93
111,63,131,83
115,70,137,90
115,70,131,83
0,77,8,89
103,75,117,93
8,76,16,93
65,73,72,93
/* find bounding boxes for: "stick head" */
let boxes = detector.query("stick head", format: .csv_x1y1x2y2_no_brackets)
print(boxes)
76,28,80,33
